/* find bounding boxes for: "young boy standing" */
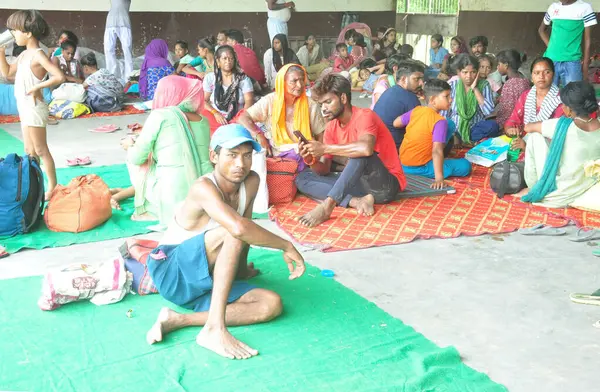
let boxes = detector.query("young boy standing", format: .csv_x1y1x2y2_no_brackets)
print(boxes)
539,0,597,85
395,79,471,189
0,10,66,200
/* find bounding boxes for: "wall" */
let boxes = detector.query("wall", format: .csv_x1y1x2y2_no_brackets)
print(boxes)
0,0,396,12
395,13,457,37
0,9,396,57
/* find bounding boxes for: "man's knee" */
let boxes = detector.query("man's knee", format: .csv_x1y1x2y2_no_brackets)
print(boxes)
295,169,316,189
257,290,283,322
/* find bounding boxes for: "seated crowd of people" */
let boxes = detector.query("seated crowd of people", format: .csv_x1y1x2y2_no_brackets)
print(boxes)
121,20,600,360
105,27,599,230
3,6,598,361
3,16,599,221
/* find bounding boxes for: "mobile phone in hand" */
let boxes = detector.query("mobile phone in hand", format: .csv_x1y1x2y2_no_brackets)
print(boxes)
293,130,309,144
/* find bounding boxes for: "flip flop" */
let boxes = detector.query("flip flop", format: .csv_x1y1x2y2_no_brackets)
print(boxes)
518,224,567,236
66,156,92,167
593,248,600,257
570,293,600,306
569,228,600,242
90,124,121,133
77,156,92,166
127,123,143,133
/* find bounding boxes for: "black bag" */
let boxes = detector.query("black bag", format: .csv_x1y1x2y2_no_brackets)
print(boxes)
490,160,526,198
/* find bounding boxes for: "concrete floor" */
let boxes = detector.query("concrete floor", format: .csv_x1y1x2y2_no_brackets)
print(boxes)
2,101,600,392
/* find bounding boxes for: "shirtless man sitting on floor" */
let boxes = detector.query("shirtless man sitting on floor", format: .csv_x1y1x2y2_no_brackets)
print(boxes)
145,124,306,360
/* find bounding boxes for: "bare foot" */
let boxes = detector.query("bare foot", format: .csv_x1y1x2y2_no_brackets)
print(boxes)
196,325,258,360
44,189,55,202
110,197,122,210
146,307,182,345
511,187,529,198
296,199,335,227
131,212,157,221
238,262,260,280
349,194,375,216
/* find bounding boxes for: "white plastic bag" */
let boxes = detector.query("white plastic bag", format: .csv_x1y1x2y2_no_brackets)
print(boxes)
52,83,87,103
251,150,270,214
38,256,130,310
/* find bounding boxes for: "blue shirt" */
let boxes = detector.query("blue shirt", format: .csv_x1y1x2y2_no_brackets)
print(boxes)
373,85,421,149
429,47,448,66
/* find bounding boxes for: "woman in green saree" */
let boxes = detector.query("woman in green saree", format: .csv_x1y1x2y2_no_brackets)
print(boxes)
114,75,213,229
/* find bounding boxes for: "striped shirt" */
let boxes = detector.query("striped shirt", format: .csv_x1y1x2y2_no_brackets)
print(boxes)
440,79,495,132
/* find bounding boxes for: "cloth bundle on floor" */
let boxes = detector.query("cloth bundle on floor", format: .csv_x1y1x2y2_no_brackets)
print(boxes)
38,257,132,310
51,83,87,103
49,99,91,119
45,174,112,233
119,238,158,295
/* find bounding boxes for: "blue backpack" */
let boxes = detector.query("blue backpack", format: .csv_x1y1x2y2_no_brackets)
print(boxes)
0,154,45,237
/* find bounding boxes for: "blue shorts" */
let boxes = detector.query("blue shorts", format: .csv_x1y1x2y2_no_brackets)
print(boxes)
147,232,255,312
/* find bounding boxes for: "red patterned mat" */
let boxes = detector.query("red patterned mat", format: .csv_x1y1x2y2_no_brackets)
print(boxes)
0,105,146,124
269,182,600,252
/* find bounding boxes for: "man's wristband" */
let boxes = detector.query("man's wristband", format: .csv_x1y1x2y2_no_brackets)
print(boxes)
303,155,316,166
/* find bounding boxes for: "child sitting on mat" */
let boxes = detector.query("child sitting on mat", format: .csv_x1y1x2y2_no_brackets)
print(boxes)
394,79,471,189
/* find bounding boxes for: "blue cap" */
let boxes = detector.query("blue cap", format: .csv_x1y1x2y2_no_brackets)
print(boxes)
210,124,261,152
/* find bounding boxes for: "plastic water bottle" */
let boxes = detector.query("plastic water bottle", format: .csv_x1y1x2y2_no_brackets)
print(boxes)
0,30,14,48
507,138,521,162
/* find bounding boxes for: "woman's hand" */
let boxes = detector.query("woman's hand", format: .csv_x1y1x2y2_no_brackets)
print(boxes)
511,137,526,150
470,74,479,90
214,112,228,125
255,133,273,157
505,127,520,137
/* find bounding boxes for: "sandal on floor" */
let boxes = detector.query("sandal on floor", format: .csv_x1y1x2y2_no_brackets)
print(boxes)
569,228,600,242
90,124,121,133
518,224,567,236
593,248,600,257
127,122,143,133
66,156,92,167
570,293,600,306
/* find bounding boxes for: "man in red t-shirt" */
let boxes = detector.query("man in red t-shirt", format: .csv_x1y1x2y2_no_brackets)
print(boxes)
225,29,267,86
296,74,406,227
